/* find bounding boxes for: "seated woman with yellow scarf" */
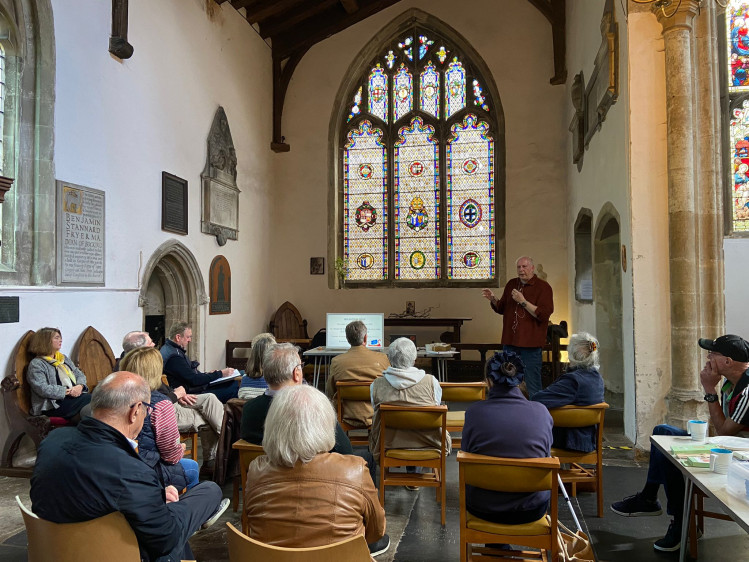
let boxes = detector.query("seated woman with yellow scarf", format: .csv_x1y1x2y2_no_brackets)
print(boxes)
27,327,90,423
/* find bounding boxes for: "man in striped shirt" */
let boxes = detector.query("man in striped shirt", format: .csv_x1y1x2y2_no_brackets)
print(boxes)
611,334,749,552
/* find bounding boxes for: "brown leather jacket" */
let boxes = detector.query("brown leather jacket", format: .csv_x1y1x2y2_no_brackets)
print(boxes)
244,453,385,552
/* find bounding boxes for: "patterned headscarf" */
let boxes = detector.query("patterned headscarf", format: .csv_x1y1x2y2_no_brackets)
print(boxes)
486,350,526,387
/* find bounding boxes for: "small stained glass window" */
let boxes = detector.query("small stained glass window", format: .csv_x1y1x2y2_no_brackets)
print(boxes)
436,46,449,63
347,86,362,122
385,50,396,69
393,64,413,122
420,62,440,118
0,44,5,176
418,35,434,60
473,79,489,112
446,58,466,118
728,1,749,93
398,36,413,61
368,64,388,123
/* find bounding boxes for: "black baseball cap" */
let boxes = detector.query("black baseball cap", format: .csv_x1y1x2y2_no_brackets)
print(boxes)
698,335,749,362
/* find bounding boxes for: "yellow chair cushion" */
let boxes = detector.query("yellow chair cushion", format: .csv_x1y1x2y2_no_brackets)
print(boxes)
385,449,441,460
465,512,551,536
446,411,465,425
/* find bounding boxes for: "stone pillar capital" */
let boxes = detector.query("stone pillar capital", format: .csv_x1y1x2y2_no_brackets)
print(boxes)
654,0,701,33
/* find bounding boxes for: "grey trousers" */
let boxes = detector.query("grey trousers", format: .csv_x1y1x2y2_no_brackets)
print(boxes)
174,393,223,462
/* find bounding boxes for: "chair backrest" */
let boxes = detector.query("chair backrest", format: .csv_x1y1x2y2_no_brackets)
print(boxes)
72,326,116,390
226,339,253,371
549,403,609,428
379,404,447,430
233,439,266,484
17,496,140,562
12,330,35,415
226,522,372,562
268,301,309,341
439,382,487,402
457,452,560,493
336,381,372,401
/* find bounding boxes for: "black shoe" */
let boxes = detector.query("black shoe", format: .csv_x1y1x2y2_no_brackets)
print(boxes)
368,534,390,557
610,492,663,517
653,519,682,552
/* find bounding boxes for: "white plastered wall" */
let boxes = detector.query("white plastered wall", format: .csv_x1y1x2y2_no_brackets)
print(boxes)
271,0,570,345
0,0,275,445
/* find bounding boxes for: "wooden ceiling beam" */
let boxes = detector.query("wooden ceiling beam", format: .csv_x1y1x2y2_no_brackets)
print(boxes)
526,0,553,23
244,0,307,24
273,0,402,60
231,0,260,9
340,0,359,14
259,0,338,39
526,0,566,85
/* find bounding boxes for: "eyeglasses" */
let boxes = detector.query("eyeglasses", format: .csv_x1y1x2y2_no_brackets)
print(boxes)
129,401,156,416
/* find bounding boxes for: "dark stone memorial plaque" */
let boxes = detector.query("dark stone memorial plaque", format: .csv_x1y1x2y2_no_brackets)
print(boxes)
162,172,188,235
0,296,19,323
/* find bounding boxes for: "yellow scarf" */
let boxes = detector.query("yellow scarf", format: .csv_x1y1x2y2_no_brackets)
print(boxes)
42,352,76,386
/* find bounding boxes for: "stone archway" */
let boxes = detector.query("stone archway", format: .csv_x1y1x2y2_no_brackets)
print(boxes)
594,206,624,412
139,240,207,362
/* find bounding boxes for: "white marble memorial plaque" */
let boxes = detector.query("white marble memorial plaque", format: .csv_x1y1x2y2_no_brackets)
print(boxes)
56,180,105,286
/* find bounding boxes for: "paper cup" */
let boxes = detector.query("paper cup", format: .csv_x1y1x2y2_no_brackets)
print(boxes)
710,448,733,474
688,420,707,442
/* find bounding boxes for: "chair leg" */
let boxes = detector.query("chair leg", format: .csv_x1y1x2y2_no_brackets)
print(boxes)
440,480,446,526
232,475,239,512
460,532,467,562
191,432,198,461
379,468,385,508
689,491,699,559
597,467,604,518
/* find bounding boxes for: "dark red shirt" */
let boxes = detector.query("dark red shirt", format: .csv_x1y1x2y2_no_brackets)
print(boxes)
491,274,554,348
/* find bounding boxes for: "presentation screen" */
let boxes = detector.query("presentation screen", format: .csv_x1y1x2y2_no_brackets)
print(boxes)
326,313,385,348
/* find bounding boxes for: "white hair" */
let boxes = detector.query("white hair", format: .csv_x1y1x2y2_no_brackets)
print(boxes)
122,331,148,353
516,256,535,266
388,337,417,369
262,384,336,468
567,332,600,370
262,342,301,387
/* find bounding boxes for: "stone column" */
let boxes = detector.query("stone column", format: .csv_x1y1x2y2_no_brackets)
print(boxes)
655,1,704,427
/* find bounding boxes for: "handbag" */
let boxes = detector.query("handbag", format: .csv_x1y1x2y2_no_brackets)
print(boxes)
557,521,595,562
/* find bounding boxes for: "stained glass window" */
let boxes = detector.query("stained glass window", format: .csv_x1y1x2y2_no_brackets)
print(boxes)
728,1,749,93
420,62,440,118
393,64,413,122
730,100,749,231
368,64,388,122
446,58,466,118
340,26,496,284
343,121,388,280
728,2,749,231
446,115,495,279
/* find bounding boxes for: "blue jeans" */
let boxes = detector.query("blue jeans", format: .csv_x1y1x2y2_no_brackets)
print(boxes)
503,345,543,398
179,458,200,490
647,424,688,520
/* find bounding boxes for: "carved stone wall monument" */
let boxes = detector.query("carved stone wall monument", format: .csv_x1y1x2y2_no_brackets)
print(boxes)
201,107,240,246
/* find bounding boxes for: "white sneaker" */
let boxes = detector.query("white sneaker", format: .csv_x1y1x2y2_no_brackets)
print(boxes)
201,498,230,529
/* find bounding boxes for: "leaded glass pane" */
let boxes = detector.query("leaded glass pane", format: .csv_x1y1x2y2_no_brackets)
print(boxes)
398,36,413,61
473,79,489,112
420,62,439,118
418,35,433,60
446,58,466,118
446,114,495,279
393,64,413,122
368,64,388,122
728,1,749,93
731,99,749,231
436,46,449,64
385,50,397,69
347,86,362,122
344,121,388,280
394,117,440,280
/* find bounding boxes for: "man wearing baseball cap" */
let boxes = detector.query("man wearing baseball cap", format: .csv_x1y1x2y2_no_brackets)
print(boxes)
610,334,749,552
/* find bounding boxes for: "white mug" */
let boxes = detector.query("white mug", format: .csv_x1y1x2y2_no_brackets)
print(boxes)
688,420,708,442
709,448,732,474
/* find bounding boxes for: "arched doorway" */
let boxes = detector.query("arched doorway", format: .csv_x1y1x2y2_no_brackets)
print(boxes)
139,240,207,362
594,207,624,412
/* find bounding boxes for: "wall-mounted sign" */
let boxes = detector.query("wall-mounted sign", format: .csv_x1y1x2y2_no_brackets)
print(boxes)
209,255,231,315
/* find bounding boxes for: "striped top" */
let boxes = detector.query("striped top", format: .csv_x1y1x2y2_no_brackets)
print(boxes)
151,399,182,464
239,375,269,400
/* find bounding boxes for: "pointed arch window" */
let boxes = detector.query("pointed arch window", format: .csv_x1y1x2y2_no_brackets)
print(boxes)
340,26,498,286
727,1,749,232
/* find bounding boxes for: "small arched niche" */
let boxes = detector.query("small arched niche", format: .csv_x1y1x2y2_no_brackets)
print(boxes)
574,208,593,303
139,240,207,362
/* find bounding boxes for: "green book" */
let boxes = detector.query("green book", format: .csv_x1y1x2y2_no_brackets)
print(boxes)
683,454,711,468
670,443,713,456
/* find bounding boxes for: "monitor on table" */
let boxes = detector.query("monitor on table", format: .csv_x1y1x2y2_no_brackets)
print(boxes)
325,313,385,349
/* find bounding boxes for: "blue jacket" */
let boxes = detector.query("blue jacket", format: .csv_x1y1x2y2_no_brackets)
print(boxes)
137,390,187,490
532,366,605,452
30,417,187,561
160,339,220,393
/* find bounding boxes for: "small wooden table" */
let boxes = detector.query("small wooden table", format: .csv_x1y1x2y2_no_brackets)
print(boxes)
384,317,471,343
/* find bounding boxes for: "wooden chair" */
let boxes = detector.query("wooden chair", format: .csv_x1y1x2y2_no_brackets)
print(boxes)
549,402,609,517
226,339,253,371
457,452,560,562
439,382,487,448
17,495,141,562
688,487,732,558
378,404,448,525
335,381,373,446
232,439,266,534
268,301,312,350
160,375,198,462
226,522,371,561
1,331,65,477
72,326,116,391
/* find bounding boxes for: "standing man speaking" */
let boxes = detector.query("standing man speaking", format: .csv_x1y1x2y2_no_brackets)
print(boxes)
482,256,554,397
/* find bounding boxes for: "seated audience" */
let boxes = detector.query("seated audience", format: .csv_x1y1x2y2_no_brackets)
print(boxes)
27,327,91,422
238,333,275,400
161,321,238,403
369,337,451,466
326,320,390,428
532,331,605,452
30,371,228,562
611,335,749,552
244,384,389,558
122,330,222,476
462,350,553,524
121,347,199,490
